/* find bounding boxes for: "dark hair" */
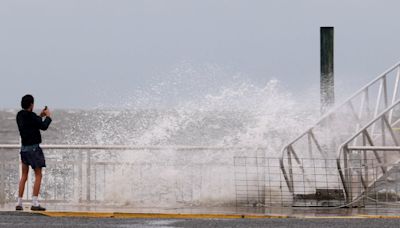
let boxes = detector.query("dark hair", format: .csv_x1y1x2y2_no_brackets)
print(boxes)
21,94,34,109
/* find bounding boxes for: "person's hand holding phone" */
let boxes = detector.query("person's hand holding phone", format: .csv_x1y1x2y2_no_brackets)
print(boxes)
40,106,51,118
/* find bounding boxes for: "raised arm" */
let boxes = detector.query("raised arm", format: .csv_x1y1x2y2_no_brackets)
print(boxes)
33,113,52,130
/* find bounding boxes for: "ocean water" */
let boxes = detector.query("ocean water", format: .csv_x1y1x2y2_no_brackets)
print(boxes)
1,79,319,147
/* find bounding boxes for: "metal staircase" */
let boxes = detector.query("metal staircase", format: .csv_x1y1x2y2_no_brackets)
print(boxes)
337,99,400,205
280,61,400,206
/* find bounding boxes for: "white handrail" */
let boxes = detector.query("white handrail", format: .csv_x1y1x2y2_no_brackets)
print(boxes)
348,146,400,151
0,144,266,151
336,99,400,159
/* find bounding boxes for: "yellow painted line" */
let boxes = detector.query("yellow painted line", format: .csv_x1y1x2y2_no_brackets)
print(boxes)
32,212,400,219
114,213,248,219
36,211,115,218
244,214,289,219
34,211,289,219
359,215,400,219
301,215,400,219
302,216,365,219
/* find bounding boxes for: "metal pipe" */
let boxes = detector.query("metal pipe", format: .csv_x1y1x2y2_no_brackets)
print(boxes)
389,67,400,122
279,152,293,193
382,115,400,146
343,146,351,203
86,150,91,201
0,145,267,151
348,146,400,151
371,78,385,135
0,159,4,204
287,148,294,193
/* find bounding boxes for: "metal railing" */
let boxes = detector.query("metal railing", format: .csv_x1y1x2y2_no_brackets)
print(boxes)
0,144,266,150
0,145,266,206
280,61,400,196
337,99,400,204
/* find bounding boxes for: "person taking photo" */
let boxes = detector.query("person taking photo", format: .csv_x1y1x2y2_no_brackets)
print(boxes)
15,94,52,211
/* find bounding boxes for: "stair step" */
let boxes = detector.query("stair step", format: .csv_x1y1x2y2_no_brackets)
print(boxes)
293,188,345,207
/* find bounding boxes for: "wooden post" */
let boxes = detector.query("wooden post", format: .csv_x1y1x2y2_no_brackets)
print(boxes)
320,27,334,113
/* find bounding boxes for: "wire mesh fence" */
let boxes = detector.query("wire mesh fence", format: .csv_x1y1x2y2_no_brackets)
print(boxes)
234,156,400,208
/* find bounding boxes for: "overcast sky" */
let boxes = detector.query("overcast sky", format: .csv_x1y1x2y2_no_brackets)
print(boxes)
1,0,400,109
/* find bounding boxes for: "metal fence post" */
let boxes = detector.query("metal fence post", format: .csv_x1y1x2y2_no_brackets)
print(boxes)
78,151,83,203
0,154,5,204
86,150,91,202
343,146,351,203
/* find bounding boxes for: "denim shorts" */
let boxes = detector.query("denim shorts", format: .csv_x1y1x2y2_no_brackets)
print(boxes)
20,145,46,169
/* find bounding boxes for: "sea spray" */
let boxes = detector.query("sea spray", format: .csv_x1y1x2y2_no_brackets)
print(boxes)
61,76,320,206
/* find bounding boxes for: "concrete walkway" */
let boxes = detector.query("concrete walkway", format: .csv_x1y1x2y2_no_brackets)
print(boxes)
2,211,400,228
2,203,400,219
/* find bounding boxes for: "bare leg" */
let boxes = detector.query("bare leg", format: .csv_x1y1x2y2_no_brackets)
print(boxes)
33,168,42,197
18,163,29,198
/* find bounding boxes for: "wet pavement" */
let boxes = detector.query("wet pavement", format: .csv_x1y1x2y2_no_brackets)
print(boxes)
1,211,400,228
2,202,400,218
1,203,400,227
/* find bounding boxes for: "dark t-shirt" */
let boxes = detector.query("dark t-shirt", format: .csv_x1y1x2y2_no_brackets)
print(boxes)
16,110,52,146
